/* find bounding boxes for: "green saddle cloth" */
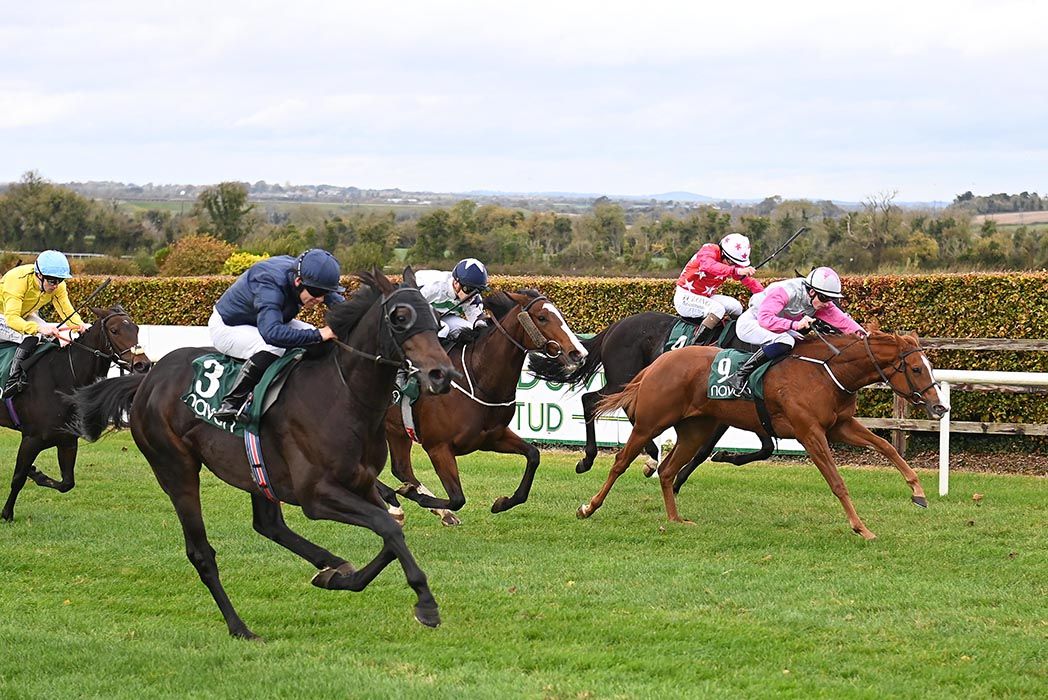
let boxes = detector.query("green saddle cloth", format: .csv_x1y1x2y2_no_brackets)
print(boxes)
663,319,704,352
0,341,59,384
706,349,774,401
180,349,305,435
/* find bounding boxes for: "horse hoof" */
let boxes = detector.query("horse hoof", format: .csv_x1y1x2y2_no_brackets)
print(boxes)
1,510,12,522
414,604,441,628
854,528,877,541
334,561,356,576
231,626,262,641
912,496,928,509
642,464,657,478
576,504,592,519
311,567,340,589
491,496,513,514
575,460,592,474
438,511,461,527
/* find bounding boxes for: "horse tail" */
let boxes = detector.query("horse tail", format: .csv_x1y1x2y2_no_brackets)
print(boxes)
67,374,146,441
527,326,609,387
593,366,648,420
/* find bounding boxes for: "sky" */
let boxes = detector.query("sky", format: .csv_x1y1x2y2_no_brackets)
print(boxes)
3,0,1047,203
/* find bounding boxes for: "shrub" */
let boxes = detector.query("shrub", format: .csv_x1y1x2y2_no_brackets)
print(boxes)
160,235,236,276
222,251,269,276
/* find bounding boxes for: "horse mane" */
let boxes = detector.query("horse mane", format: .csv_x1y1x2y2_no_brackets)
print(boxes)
483,289,543,321
325,273,381,340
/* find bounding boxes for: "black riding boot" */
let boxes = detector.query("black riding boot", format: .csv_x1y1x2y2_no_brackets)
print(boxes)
2,336,40,399
214,351,279,423
725,347,771,397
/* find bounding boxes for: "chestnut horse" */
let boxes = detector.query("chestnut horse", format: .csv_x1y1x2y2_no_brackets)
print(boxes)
68,270,458,638
582,331,948,540
383,289,587,525
1,305,151,521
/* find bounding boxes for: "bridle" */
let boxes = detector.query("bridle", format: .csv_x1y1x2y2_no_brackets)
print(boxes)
63,311,145,373
330,286,437,383
488,295,564,359
792,330,939,407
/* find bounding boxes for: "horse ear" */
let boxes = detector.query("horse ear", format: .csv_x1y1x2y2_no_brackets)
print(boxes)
371,267,394,294
402,266,417,287
91,306,107,319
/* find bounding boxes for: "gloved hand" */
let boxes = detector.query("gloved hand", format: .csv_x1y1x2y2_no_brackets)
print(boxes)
36,322,60,337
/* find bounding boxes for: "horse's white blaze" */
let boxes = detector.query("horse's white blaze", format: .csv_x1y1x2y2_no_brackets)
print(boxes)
922,355,948,407
547,304,588,357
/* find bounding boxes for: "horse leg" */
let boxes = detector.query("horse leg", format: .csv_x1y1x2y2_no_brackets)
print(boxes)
711,431,775,466
796,428,876,540
304,485,440,627
396,443,465,514
577,428,656,519
250,494,355,573
657,418,719,523
31,436,78,493
1,435,47,522
487,428,539,513
576,390,603,473
388,428,458,526
673,425,729,493
829,417,928,508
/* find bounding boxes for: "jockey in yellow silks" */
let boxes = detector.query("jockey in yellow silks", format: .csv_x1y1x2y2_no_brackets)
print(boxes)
0,250,86,398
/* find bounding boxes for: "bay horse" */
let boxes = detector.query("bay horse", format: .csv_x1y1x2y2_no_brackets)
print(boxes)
529,311,768,474
383,289,588,525
581,330,948,540
1,305,151,522
68,269,459,638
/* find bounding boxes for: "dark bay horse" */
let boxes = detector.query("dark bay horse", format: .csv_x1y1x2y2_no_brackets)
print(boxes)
582,331,948,540
1,305,151,521
384,290,587,525
69,270,458,638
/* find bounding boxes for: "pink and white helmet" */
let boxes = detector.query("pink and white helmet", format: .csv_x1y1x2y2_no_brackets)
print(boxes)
719,233,751,265
804,267,843,298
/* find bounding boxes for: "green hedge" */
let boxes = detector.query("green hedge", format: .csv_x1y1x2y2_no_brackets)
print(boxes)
66,272,1048,429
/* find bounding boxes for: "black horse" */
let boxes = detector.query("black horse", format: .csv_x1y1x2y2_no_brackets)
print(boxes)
1,305,151,522
68,270,459,639
529,311,775,477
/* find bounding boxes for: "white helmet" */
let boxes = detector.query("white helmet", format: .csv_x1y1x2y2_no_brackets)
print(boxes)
719,233,751,265
804,267,843,298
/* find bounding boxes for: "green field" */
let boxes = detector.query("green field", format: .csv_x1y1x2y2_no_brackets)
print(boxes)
1,431,1044,699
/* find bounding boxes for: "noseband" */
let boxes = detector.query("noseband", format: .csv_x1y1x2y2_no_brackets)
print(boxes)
490,296,564,359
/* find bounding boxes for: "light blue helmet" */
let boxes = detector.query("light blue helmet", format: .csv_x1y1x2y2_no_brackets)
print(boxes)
296,249,345,292
452,258,489,292
35,250,72,279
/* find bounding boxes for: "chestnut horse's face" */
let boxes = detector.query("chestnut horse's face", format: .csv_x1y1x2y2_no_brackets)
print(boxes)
510,293,588,372
889,336,949,419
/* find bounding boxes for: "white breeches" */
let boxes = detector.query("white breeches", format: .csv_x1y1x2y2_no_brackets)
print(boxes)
735,310,802,348
208,308,315,360
439,314,472,339
673,287,743,320
0,313,45,343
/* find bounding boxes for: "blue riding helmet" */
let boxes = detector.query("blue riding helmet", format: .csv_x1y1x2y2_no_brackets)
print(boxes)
296,249,345,292
452,258,489,292
35,250,73,279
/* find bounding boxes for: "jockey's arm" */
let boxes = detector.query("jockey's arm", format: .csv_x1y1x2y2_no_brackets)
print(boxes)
755,288,796,333
696,245,737,278
814,302,865,335
741,275,764,293
256,304,323,348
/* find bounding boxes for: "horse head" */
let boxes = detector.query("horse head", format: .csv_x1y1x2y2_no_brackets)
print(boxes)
500,291,588,372
370,267,458,395
866,331,949,420
89,305,152,373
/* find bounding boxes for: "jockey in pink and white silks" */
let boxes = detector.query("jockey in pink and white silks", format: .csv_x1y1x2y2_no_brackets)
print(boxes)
674,233,764,343
725,266,865,396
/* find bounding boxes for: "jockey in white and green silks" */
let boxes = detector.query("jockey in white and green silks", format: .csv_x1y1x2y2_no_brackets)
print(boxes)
415,258,489,340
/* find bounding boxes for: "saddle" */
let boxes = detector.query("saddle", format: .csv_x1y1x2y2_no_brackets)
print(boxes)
705,349,779,401
0,340,59,385
180,350,304,435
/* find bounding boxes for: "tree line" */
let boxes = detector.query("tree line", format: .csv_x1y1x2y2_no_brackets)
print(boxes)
1,172,1045,276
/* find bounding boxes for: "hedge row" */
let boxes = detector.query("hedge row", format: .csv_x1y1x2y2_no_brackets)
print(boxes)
67,272,1048,428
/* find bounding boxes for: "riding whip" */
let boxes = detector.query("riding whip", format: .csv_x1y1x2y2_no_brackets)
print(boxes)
54,277,113,330
754,227,810,270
